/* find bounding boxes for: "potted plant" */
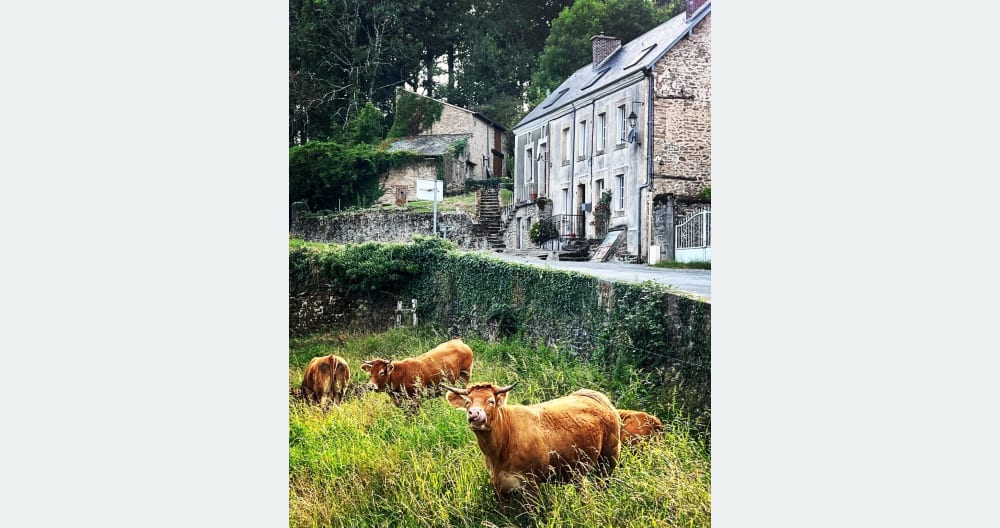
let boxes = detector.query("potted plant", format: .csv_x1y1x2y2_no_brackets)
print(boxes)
529,219,559,246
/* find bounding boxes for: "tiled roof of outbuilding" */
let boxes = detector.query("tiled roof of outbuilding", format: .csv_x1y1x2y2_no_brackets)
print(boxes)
386,134,472,157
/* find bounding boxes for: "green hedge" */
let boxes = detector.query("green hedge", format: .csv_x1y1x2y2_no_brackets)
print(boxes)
288,142,420,211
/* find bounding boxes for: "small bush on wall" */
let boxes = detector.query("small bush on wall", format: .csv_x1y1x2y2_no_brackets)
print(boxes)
529,218,559,246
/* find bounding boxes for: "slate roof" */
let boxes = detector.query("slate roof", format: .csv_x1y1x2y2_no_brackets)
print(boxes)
386,134,472,157
514,2,710,130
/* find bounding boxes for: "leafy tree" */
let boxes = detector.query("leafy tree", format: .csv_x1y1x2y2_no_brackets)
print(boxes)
289,0,425,145
528,0,682,105
349,102,385,145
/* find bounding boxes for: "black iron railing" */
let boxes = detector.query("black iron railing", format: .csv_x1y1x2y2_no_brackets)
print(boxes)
548,214,584,239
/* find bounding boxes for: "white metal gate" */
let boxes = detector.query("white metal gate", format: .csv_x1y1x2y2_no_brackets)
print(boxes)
675,209,711,263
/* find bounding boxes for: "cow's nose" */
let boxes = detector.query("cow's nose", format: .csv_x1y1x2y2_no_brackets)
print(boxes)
467,407,486,423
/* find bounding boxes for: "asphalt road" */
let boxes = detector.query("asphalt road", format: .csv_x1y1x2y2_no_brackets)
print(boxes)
481,251,711,300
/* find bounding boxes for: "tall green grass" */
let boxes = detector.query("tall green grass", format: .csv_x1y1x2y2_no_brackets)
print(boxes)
289,327,710,527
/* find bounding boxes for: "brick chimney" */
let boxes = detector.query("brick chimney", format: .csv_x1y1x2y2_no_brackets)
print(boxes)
590,34,621,68
686,0,708,20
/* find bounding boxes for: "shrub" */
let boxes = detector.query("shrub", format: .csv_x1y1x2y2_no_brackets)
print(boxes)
529,219,559,246
289,141,419,210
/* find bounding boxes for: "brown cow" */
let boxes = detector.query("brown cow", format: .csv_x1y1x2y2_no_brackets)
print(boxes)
361,338,473,404
618,409,664,446
444,382,621,502
300,354,350,409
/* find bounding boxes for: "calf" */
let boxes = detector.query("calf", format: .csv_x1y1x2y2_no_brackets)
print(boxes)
361,338,473,405
300,354,350,409
618,409,664,446
444,382,620,502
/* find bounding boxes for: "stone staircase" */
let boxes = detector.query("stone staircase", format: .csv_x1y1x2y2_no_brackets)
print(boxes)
615,252,639,264
476,187,505,250
558,238,593,261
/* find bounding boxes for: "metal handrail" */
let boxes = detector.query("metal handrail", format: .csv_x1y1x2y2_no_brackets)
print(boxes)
548,214,584,239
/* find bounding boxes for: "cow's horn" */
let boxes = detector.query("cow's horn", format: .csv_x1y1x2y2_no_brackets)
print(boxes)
496,382,518,394
442,384,468,395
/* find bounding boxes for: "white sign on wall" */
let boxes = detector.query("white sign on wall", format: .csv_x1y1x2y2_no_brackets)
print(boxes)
414,179,443,201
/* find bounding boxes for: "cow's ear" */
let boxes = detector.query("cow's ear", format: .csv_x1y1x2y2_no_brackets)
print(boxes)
495,391,508,407
445,391,470,409
386,363,395,374
360,363,371,372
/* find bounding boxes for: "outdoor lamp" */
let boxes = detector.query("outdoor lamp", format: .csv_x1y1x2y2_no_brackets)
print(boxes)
627,110,638,143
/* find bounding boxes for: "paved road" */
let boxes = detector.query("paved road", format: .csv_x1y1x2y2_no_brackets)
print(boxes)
481,251,711,300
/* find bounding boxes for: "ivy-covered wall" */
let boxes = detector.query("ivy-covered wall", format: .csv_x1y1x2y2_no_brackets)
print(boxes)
387,90,444,139
288,237,710,420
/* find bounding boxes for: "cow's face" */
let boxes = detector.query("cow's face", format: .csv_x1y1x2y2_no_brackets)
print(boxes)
360,359,393,391
445,382,517,432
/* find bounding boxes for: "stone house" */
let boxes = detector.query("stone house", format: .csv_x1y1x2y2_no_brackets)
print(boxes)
510,0,711,262
380,90,507,205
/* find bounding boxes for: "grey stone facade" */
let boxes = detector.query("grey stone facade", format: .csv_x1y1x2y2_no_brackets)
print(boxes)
512,5,711,263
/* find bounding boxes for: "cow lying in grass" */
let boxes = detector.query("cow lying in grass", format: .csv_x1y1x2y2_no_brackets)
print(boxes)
298,353,350,410
618,409,664,446
444,382,621,504
361,338,473,406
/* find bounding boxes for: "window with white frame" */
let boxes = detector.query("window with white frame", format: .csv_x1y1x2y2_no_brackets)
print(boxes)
562,188,569,215
597,113,606,152
596,179,604,202
525,147,533,182
562,127,570,163
617,105,626,144
615,174,624,210
577,120,586,158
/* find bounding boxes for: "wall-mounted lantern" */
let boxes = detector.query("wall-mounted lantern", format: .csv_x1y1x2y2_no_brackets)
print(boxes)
627,109,639,144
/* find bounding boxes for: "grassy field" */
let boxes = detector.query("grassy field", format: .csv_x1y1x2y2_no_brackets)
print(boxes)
289,327,710,527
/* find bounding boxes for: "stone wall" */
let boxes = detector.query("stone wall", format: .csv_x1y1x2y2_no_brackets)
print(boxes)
291,209,491,250
378,157,473,206
651,13,711,198
289,283,400,337
379,160,437,205
502,202,544,250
